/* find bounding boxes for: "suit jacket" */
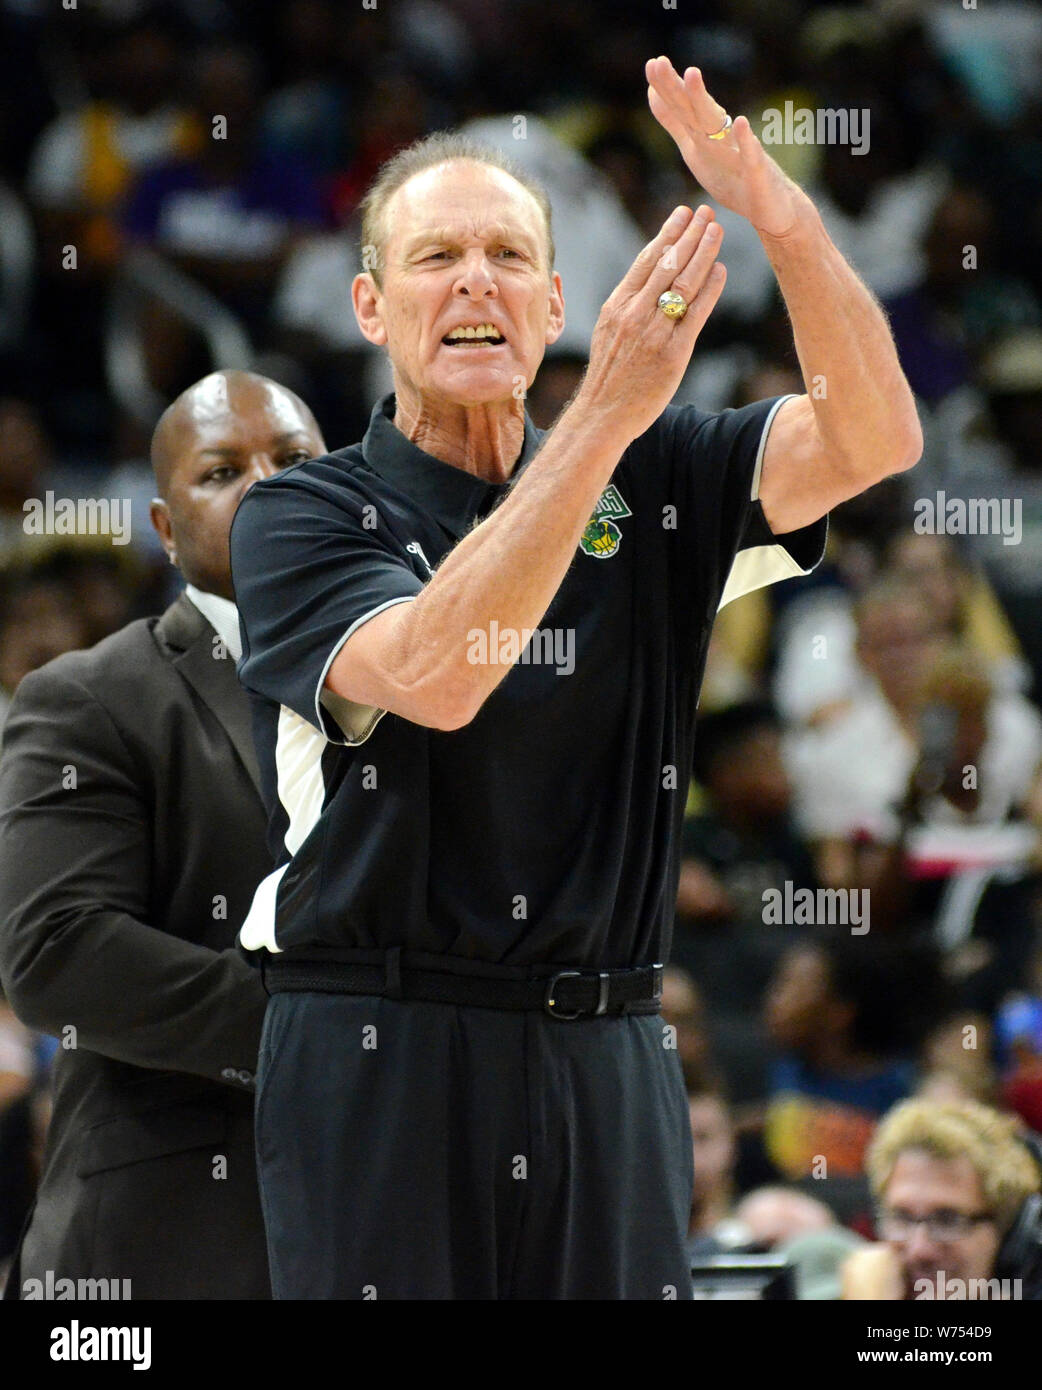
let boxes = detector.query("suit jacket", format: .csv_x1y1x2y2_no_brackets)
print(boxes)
0,593,272,1298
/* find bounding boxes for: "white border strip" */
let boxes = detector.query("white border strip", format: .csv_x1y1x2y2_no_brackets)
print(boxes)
314,594,417,745
750,393,800,502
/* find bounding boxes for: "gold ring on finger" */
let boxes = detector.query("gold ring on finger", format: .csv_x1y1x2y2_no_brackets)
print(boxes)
658,290,689,321
708,114,733,140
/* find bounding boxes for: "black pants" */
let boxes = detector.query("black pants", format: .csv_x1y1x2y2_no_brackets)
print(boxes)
255,993,694,1299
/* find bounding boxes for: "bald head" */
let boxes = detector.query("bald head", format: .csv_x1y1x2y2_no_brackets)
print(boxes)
735,1188,835,1249
149,370,325,601
151,371,321,495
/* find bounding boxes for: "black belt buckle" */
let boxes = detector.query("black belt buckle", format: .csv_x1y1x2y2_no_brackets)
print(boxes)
544,970,612,1019
544,970,583,1019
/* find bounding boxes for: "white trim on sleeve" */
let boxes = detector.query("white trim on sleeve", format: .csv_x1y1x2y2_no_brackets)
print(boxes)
314,594,418,746
717,394,817,610
749,393,800,502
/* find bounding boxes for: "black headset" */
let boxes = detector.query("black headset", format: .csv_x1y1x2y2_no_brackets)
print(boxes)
994,1130,1042,1283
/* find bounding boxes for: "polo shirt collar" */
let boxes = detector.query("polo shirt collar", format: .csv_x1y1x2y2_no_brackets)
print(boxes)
360,393,543,539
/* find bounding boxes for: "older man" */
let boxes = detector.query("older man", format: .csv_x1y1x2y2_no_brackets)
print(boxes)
231,59,921,1299
0,371,324,1299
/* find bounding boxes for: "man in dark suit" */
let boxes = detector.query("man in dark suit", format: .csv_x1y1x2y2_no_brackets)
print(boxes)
0,370,325,1299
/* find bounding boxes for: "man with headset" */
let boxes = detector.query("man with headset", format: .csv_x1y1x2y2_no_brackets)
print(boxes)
843,1097,1042,1300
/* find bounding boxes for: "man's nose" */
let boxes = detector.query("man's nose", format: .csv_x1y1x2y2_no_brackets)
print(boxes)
453,250,498,298
244,455,279,483
904,1225,942,1263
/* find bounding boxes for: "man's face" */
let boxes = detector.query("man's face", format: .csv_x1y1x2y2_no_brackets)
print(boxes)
765,946,834,1050
881,1150,1001,1296
0,582,89,694
889,535,964,633
857,601,943,713
356,161,565,411
152,378,325,601
712,726,790,820
688,1095,735,1203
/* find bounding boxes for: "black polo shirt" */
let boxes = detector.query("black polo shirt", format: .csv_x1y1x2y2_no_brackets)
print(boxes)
230,391,825,969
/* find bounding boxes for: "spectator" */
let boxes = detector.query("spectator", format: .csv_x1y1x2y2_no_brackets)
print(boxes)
0,398,58,560
785,585,1042,880
45,541,155,646
326,68,433,228
732,1186,836,1251
919,1012,998,1109
660,964,712,1078
843,1098,1042,1299
26,12,195,272
972,332,1042,696
762,936,938,1182
915,329,1042,698
882,648,1040,987
884,186,1040,408
685,1068,739,1254
995,958,1042,1136
22,11,199,457
887,533,1027,693
258,0,354,176
0,565,91,739
673,701,819,1102
773,532,1028,728
124,39,323,388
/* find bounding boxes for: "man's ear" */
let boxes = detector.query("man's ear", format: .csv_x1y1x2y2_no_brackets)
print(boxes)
149,498,177,565
352,273,388,347
545,271,566,347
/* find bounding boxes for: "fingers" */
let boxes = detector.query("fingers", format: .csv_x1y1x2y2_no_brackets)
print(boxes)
617,204,696,297
644,209,722,306
645,57,727,136
728,113,761,163
682,65,729,133
646,82,689,151
671,261,727,347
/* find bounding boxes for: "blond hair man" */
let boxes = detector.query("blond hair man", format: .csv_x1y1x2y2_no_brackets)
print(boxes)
843,1099,1041,1300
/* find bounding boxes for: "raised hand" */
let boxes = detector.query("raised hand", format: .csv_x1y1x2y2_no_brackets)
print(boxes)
645,56,804,240
579,204,726,443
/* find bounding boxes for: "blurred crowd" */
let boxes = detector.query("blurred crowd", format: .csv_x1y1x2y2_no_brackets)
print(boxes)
2,0,1042,1297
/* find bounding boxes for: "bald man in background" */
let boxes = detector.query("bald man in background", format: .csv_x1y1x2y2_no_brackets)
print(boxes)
0,371,325,1299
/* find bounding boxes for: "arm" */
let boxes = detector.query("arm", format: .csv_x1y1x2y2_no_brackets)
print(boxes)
327,204,728,731
645,58,923,535
0,667,267,1087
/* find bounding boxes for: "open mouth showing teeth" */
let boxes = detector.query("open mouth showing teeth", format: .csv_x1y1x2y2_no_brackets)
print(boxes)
442,323,506,346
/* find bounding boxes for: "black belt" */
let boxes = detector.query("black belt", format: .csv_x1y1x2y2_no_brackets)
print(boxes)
261,948,664,1020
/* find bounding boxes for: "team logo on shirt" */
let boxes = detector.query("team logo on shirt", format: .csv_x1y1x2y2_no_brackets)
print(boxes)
580,485,632,560
405,540,434,576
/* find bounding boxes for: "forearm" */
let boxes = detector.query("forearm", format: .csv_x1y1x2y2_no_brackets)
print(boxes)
2,914,266,1085
759,191,922,477
0,674,269,1087
374,394,627,723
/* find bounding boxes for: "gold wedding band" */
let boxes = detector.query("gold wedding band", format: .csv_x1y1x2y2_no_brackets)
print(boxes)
658,290,688,321
708,114,733,140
